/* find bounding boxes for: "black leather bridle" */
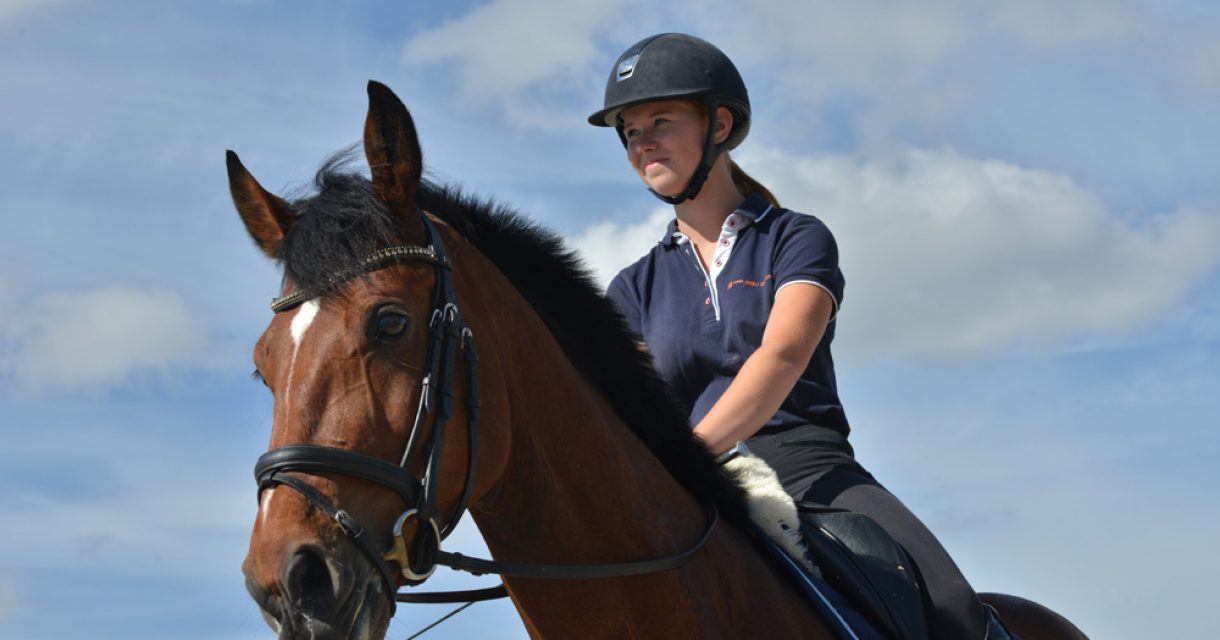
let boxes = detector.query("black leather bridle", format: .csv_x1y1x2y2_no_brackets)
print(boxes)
253,212,718,612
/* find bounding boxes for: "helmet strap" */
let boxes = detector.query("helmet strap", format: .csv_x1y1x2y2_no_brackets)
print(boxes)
647,98,723,206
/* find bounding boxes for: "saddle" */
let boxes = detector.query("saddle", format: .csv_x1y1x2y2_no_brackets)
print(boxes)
796,503,928,640
724,449,928,640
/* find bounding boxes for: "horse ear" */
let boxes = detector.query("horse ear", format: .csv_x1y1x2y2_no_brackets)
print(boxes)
226,150,294,258
364,81,423,213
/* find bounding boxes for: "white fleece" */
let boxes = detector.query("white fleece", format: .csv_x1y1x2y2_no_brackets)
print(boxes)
724,452,815,573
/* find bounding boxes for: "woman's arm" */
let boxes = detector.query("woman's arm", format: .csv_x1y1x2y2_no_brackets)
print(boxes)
692,282,835,454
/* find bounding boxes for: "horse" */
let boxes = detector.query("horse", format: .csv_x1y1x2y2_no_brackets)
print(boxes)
232,81,1088,640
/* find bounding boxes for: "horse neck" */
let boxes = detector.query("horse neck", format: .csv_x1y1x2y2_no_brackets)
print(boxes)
447,235,832,637
456,260,706,562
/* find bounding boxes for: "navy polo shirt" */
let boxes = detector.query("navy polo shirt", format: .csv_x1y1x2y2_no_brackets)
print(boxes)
607,194,849,436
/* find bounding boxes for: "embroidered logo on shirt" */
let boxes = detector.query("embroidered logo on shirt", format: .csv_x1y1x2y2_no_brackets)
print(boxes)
726,274,773,290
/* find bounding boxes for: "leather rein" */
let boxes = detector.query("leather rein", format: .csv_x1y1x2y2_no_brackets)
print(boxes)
253,212,718,612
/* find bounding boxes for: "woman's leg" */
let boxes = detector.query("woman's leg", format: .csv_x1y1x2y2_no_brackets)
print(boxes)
800,467,989,640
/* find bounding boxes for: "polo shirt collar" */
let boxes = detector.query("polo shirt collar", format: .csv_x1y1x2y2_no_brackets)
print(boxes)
735,193,775,222
661,193,776,247
662,217,682,246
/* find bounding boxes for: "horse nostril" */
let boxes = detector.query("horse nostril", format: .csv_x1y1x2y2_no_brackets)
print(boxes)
283,546,338,618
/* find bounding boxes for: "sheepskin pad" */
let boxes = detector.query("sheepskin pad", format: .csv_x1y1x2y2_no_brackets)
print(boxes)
723,452,815,573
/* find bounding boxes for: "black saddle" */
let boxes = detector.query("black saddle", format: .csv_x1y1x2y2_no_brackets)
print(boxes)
797,503,929,640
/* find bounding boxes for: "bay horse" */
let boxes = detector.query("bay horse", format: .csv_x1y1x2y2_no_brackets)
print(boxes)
233,81,1088,640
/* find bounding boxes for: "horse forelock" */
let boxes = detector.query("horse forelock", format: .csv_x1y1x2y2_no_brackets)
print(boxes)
272,151,750,527
276,150,408,295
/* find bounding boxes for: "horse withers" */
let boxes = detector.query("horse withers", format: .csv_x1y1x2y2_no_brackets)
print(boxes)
231,81,1088,640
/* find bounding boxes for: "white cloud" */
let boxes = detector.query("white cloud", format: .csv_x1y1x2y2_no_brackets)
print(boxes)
744,147,1220,356
689,1,1147,146
0,0,72,24
985,0,1143,50
570,146,1220,357
567,207,672,286
1,285,231,391
839,348,1220,639
726,0,1144,67
402,0,1146,105
5,471,253,580
392,0,1178,194
711,1,969,82
0,415,261,609
401,0,640,98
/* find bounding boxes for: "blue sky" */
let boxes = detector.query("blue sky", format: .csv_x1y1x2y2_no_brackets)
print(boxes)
1,1,1217,638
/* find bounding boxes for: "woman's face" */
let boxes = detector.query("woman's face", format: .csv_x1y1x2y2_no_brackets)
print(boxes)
620,100,708,198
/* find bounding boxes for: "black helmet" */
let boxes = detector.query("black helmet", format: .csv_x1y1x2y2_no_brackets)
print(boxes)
588,33,751,204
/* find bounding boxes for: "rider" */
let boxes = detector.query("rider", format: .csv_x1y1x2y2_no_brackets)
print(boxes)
590,33,1013,640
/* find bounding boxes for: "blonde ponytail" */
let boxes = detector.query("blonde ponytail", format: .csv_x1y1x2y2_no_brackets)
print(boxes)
728,158,780,208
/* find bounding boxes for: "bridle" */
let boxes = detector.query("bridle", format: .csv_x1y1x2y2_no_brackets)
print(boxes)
253,211,719,612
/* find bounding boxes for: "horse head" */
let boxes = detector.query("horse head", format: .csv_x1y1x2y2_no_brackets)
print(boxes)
231,81,505,640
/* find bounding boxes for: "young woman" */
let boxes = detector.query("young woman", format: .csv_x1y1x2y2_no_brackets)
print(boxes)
589,33,1012,640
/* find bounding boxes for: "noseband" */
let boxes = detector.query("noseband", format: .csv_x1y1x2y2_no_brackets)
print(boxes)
253,212,717,611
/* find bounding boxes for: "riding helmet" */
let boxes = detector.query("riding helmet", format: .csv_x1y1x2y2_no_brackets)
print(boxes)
588,33,751,204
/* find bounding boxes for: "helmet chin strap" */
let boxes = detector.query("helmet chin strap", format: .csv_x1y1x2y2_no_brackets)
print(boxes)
649,164,711,205
647,98,724,206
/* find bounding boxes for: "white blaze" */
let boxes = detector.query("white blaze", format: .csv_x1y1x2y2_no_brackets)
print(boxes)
257,301,320,533
291,299,320,346
285,299,319,410
259,486,276,528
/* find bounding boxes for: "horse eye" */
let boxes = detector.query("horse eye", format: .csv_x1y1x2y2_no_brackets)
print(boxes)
373,309,411,340
251,369,269,387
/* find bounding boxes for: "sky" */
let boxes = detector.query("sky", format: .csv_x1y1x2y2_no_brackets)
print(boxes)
1,1,1217,638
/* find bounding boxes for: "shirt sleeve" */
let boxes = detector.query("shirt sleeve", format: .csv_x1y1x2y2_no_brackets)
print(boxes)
606,270,644,338
771,213,845,316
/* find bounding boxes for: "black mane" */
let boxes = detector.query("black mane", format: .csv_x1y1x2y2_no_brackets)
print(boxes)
278,157,750,526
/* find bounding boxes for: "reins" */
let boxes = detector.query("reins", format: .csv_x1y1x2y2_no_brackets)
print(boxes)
254,211,719,618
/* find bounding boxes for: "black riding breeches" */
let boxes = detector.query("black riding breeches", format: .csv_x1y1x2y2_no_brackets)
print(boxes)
745,426,989,640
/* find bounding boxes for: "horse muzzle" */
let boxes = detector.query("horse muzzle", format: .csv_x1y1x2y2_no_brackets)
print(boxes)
246,542,395,640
